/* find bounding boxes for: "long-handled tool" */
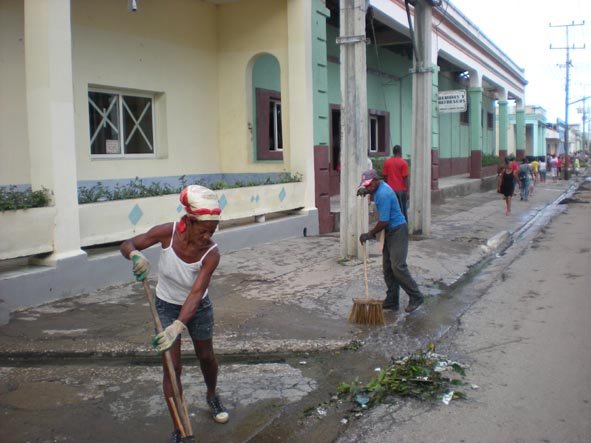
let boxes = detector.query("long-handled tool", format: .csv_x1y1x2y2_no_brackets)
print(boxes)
142,280,194,438
348,243,385,326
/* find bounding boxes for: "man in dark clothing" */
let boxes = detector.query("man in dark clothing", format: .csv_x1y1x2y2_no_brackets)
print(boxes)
357,169,424,313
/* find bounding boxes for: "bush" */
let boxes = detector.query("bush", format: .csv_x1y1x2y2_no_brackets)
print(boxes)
370,157,388,177
1,172,304,208
77,172,303,204
0,186,51,211
482,153,501,167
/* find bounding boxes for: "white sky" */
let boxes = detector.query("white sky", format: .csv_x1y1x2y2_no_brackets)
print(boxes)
448,0,591,128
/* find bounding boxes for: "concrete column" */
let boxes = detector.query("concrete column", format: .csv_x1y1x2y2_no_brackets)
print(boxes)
538,123,545,156
531,122,537,156
468,71,483,178
339,0,368,259
409,0,433,236
515,104,526,160
287,0,316,213
431,64,440,191
24,0,84,265
497,90,508,159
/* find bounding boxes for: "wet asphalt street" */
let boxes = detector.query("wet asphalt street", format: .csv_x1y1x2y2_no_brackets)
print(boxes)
0,176,587,442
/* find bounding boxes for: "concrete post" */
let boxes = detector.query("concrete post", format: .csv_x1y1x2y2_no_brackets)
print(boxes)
498,91,509,158
287,0,316,214
24,0,84,265
468,85,483,178
431,63,440,191
339,0,368,259
516,104,526,160
531,122,538,157
409,0,433,236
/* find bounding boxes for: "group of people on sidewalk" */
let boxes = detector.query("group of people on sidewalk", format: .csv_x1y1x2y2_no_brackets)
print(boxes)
495,152,586,216
496,154,565,216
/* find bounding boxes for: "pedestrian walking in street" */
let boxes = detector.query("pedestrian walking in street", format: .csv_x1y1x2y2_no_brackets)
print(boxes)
550,155,559,183
528,157,536,197
518,158,532,201
381,144,410,222
574,156,581,177
120,185,229,443
509,154,519,174
530,157,539,183
539,156,547,183
356,169,424,313
497,158,517,215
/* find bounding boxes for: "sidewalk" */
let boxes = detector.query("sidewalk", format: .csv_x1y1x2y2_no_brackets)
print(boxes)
0,176,582,443
0,177,576,358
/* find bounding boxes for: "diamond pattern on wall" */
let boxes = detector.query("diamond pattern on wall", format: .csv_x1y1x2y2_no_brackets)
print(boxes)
218,194,228,211
128,204,144,226
278,187,286,202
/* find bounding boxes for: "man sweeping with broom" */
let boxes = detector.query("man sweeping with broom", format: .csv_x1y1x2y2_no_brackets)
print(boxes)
357,169,424,314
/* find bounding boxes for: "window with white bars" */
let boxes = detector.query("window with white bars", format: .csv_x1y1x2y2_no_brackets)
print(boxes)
369,115,379,153
368,110,389,156
88,89,155,157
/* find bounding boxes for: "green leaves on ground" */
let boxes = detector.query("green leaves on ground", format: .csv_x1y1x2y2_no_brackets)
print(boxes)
337,345,468,409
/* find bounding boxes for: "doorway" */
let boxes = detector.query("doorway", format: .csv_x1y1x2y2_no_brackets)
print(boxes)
329,106,341,196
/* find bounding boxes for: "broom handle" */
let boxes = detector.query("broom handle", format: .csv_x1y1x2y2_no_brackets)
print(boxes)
142,280,192,436
363,243,369,300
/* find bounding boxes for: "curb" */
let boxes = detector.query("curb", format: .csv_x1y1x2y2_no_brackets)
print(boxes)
480,230,510,255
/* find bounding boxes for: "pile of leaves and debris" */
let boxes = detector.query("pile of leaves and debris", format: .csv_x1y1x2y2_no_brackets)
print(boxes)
335,345,470,420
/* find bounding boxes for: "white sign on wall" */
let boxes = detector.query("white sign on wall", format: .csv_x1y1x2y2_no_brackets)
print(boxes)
437,90,467,113
105,140,120,154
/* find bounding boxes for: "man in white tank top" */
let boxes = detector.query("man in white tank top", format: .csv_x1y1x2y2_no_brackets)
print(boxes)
121,185,228,442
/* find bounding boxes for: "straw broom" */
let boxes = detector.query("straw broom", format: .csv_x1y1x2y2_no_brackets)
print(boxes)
348,243,385,326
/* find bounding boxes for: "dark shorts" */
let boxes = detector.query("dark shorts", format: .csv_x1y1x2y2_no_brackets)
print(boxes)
155,296,214,341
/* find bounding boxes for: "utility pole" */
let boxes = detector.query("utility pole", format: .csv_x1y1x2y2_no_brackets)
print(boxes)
407,0,437,236
550,20,585,180
570,95,590,152
338,0,369,260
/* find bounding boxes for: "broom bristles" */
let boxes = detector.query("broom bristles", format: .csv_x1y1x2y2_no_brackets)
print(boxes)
349,299,385,326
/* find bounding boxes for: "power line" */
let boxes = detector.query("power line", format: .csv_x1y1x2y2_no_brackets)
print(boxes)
549,20,585,179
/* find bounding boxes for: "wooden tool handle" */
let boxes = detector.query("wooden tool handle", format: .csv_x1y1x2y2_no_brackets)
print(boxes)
143,280,192,437
167,397,186,438
363,243,369,300
182,394,193,437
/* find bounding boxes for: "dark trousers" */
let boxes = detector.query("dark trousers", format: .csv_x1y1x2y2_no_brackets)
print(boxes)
395,191,408,222
382,224,423,308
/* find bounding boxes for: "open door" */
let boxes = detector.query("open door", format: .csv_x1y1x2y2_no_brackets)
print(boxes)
329,106,341,196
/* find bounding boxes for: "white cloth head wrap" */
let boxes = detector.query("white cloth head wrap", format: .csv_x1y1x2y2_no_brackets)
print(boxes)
179,185,221,221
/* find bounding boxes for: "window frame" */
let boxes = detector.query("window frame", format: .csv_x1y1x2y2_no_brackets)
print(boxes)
487,111,494,130
88,87,156,159
368,109,389,157
255,87,283,161
460,103,470,125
